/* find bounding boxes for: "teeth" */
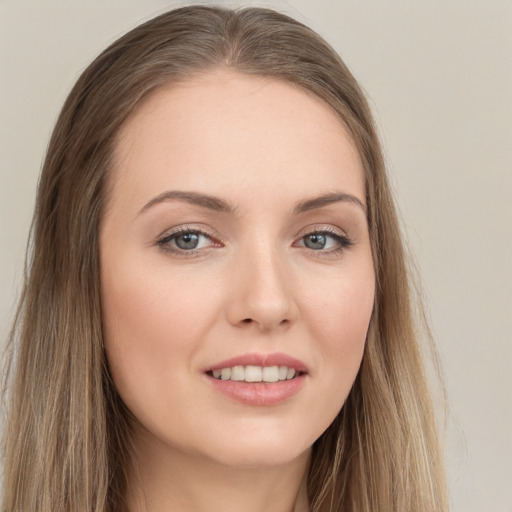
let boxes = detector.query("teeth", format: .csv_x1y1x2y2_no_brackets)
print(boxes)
231,365,245,381
262,366,279,382
245,365,262,382
210,365,300,382
220,368,231,380
286,368,296,380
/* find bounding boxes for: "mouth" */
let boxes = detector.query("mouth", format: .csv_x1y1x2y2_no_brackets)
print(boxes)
207,365,304,383
204,353,308,406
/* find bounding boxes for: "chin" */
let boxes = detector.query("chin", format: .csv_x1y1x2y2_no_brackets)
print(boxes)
205,441,312,470
185,421,318,469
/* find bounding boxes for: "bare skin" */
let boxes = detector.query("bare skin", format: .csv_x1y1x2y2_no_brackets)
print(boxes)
125,432,310,512
100,70,375,512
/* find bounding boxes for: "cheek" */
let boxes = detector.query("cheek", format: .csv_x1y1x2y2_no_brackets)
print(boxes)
302,265,375,413
305,262,375,346
100,260,221,414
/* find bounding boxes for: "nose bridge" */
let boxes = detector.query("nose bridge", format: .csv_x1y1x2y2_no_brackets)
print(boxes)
227,237,298,331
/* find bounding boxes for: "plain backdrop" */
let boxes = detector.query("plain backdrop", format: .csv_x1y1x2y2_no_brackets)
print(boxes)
1,1,511,511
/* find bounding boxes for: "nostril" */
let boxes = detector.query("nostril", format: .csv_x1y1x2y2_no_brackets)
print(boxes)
242,318,252,324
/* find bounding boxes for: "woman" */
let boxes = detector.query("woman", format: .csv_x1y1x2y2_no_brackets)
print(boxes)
1,5,448,512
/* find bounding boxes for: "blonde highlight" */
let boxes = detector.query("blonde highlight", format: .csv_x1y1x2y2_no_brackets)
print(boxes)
2,5,448,511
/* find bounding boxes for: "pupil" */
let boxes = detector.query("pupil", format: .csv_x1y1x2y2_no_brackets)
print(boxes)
176,232,199,250
305,234,326,250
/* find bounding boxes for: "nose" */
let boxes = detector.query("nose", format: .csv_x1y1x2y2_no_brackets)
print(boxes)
226,246,299,332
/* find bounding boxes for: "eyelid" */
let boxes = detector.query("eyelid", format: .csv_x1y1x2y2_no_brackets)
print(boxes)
292,225,354,253
156,225,222,256
294,224,351,241
154,223,353,257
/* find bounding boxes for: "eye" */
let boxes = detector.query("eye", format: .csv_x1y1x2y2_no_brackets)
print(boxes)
157,228,216,254
295,229,353,253
303,233,333,250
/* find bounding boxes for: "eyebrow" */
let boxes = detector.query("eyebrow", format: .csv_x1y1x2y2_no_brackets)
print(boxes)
138,190,236,215
293,192,366,215
137,190,366,217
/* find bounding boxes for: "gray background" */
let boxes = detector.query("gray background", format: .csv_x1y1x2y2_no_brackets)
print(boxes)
1,1,511,511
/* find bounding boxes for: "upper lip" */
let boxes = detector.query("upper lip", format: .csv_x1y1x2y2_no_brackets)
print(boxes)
205,352,308,373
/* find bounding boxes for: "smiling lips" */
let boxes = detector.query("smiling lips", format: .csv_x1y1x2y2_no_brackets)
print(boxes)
205,353,307,406
211,365,299,382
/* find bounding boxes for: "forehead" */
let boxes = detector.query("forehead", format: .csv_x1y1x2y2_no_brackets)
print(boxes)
110,70,365,214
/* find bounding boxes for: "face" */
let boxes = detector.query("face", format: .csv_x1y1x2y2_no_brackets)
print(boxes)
100,70,375,469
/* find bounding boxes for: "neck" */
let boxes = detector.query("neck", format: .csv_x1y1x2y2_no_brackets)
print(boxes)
125,431,310,512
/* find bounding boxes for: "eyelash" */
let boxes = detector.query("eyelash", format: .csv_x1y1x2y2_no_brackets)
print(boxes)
156,226,353,257
296,227,353,256
156,226,220,257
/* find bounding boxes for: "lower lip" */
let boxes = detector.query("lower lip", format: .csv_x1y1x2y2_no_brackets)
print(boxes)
206,374,306,406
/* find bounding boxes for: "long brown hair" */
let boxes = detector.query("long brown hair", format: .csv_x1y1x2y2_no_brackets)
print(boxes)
2,5,448,511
